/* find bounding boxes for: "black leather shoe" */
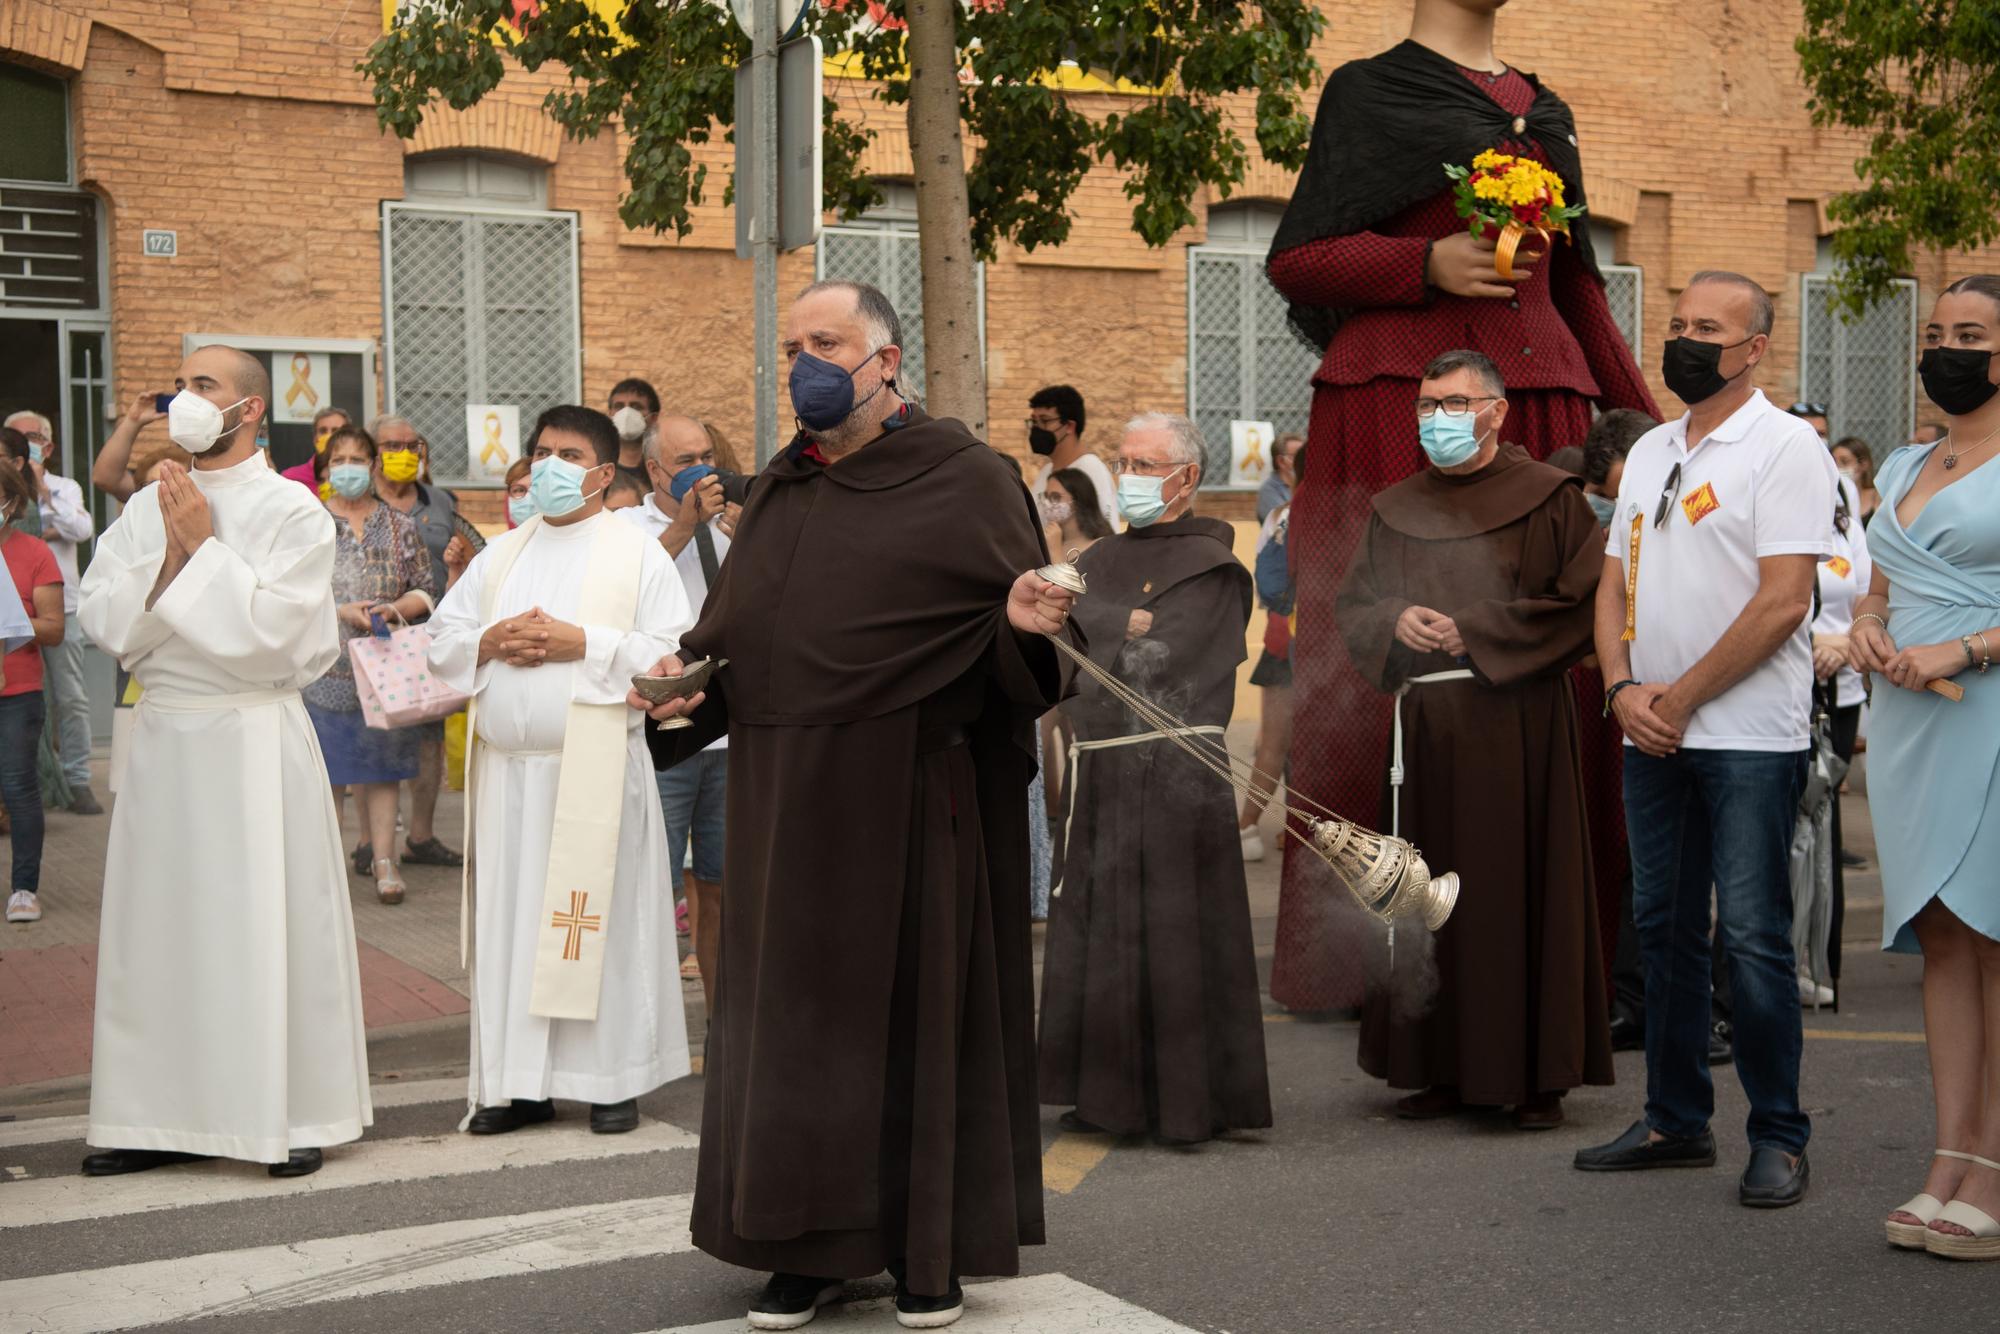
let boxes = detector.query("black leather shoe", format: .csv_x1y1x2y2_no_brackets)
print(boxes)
747,1273,842,1330
590,1099,639,1134
1573,1118,1717,1171
896,1277,965,1329
1740,1145,1809,1208
1608,1014,1644,1052
80,1148,213,1177
1708,1020,1733,1067
269,1147,322,1178
465,1098,555,1135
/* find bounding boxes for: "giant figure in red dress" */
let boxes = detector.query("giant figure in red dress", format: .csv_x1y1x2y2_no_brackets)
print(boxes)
1264,3,1658,1011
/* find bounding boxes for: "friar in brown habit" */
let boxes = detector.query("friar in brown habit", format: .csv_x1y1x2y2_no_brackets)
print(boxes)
1335,350,1613,1132
631,281,1079,1331
1037,412,1272,1146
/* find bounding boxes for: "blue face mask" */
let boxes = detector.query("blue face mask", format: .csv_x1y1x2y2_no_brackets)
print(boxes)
667,463,716,502
789,349,886,433
26,443,42,466
508,493,537,525
529,455,603,519
1116,465,1187,528
328,463,372,499
1586,492,1617,528
1418,411,1485,468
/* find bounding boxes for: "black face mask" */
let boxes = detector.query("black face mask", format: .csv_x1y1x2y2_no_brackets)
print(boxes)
1028,426,1060,456
1919,346,2000,417
1661,336,1753,405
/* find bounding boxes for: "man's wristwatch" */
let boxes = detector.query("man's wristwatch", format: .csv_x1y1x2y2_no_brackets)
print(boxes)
1603,678,1640,718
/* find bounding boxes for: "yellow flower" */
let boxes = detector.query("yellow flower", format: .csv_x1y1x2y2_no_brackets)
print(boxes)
1472,149,1511,171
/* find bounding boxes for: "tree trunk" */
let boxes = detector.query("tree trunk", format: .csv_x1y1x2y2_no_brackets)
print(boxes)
901,0,986,438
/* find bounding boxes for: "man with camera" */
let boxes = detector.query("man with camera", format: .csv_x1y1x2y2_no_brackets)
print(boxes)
624,414,743,1007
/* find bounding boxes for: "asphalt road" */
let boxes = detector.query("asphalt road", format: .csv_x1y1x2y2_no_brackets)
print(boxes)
2,774,1979,1333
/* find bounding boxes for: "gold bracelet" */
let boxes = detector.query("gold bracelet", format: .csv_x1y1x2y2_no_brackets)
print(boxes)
1854,612,1889,633
1979,630,1993,674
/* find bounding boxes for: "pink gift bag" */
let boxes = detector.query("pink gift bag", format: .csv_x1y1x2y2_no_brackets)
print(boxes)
349,624,469,729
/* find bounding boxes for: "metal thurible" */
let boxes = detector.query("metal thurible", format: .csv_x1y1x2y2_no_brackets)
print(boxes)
1036,548,1087,596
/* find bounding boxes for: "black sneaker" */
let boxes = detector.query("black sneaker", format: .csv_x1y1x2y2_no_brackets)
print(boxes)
67,785,103,816
896,1279,965,1329
747,1273,842,1330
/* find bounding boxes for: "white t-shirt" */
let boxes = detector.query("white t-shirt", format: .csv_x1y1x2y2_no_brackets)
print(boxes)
1033,450,1119,536
40,472,93,616
1607,389,1837,751
624,493,730,752
1812,477,1872,710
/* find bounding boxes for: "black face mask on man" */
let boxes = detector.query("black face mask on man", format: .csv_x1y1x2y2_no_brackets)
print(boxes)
1028,426,1060,456
1660,336,1754,406
1919,346,2000,417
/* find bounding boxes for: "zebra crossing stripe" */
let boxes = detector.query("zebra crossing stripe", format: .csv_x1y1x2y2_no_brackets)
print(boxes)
0,1077,470,1151
0,1116,695,1229
0,1192,695,1333
654,1272,1203,1333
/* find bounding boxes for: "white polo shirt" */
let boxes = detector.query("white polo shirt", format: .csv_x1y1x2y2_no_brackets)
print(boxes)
624,494,730,753
1607,389,1837,751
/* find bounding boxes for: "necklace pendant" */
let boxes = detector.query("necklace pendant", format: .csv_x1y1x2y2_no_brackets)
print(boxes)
1946,454,1959,470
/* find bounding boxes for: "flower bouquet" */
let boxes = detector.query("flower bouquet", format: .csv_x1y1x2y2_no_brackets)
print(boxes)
1444,149,1584,281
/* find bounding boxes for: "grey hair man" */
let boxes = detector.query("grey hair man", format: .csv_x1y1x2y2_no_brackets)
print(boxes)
4,408,99,811
782,280,910,457
1113,412,1204,531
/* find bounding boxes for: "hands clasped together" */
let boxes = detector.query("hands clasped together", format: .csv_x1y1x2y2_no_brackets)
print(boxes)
477,607,587,669
1849,618,1971,695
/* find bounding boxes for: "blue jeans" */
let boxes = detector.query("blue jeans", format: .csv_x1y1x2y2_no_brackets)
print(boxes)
657,749,727,884
0,691,46,892
45,615,91,789
1624,747,1810,1154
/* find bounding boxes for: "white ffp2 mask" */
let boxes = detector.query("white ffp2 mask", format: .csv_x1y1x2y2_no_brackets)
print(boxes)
166,390,249,454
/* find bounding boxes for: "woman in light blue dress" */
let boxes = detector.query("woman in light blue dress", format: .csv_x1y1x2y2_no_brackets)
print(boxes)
1855,275,2000,1259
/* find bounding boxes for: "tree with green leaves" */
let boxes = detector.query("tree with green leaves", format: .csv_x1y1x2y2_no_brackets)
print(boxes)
362,0,1323,438
1797,1,2000,315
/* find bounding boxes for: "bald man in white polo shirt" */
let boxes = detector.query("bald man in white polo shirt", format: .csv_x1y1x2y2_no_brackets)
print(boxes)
1574,271,1836,1211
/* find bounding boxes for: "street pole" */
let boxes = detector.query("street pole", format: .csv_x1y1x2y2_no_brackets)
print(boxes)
752,0,780,469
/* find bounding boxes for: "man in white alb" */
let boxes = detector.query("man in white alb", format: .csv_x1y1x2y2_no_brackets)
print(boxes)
624,413,733,1007
79,343,370,1179
429,405,693,1135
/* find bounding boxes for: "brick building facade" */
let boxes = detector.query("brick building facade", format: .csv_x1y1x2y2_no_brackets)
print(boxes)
0,0,1989,532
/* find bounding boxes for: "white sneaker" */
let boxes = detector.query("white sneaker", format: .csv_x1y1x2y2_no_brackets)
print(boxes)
1796,973,1834,1006
6,891,40,923
1240,827,1265,862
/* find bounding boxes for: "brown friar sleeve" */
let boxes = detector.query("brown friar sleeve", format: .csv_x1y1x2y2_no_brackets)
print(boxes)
1334,513,1416,694
1450,485,1604,688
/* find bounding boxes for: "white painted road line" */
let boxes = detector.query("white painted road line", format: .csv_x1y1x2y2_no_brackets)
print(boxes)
1,1192,695,1333
656,1273,1202,1333
0,1076,471,1151
0,1116,696,1229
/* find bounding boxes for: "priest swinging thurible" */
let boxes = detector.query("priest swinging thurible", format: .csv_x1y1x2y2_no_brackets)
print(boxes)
628,280,1080,1331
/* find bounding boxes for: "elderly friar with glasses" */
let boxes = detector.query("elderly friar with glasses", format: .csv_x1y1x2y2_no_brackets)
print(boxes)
1335,348,1613,1130
1039,410,1274,1147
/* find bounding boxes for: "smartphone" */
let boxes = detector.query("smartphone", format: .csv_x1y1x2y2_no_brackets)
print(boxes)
153,393,175,414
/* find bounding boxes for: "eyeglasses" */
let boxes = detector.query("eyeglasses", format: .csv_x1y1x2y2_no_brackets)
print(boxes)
1112,458,1186,477
1653,461,1683,529
1024,417,1064,431
1415,396,1498,420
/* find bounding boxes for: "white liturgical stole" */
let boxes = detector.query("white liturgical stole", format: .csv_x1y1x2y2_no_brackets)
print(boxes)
465,513,643,1021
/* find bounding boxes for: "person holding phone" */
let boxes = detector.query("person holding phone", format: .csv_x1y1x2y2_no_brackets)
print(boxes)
90,391,174,504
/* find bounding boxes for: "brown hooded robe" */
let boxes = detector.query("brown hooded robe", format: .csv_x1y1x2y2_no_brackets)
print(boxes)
1334,446,1614,1105
649,412,1076,1296
1036,515,1273,1142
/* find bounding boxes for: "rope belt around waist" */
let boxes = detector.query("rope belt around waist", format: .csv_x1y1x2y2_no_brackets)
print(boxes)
1056,724,1227,899
1390,670,1476,839
139,687,301,714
